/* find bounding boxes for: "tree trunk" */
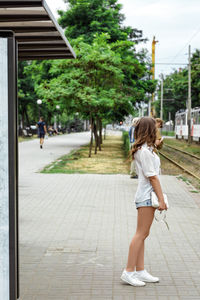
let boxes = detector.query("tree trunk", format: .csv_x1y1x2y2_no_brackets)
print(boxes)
104,125,106,140
22,108,25,129
89,117,94,158
24,106,30,127
97,117,101,151
99,118,103,144
47,111,52,126
93,121,98,154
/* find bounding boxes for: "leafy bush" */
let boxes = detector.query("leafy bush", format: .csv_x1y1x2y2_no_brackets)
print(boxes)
122,131,130,157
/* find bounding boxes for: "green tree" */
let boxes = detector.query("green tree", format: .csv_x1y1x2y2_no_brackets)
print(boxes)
18,61,38,129
19,0,156,144
23,60,65,125
36,35,149,156
58,0,146,44
191,49,200,105
156,49,200,122
18,60,59,129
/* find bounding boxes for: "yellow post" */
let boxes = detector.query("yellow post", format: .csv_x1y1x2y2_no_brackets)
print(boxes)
151,36,158,117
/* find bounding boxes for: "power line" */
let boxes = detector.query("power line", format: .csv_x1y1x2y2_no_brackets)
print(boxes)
171,26,200,62
156,63,188,65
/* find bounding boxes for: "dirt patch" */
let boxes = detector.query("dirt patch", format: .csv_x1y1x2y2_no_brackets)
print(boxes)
42,135,130,174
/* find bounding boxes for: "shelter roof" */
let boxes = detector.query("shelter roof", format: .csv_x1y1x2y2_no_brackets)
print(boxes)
0,0,76,60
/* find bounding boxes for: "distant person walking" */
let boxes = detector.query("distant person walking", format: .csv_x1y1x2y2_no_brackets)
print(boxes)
121,117,167,287
37,117,47,149
129,118,139,178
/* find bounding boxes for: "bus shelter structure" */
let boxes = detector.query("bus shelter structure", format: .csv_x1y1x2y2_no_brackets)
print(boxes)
0,1,75,299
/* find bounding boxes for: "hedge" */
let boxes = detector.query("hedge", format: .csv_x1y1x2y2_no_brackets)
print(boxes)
122,131,130,157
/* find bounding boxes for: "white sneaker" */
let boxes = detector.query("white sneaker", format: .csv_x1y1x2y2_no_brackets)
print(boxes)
135,270,159,283
121,270,146,286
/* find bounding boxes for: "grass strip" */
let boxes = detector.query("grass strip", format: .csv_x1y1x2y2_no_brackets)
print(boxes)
164,138,200,157
122,131,130,158
41,135,130,174
162,131,175,136
18,135,38,143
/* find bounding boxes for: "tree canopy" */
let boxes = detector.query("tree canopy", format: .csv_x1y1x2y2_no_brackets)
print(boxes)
18,0,156,156
58,0,146,44
23,32,153,154
156,49,200,121
18,61,37,127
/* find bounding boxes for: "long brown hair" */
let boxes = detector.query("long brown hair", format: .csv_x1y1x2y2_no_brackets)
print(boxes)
131,117,156,159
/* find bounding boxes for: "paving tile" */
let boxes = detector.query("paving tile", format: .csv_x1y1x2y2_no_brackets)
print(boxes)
19,134,200,299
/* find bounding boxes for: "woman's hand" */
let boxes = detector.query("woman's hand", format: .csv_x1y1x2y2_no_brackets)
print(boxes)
149,176,167,210
158,200,167,211
155,139,161,146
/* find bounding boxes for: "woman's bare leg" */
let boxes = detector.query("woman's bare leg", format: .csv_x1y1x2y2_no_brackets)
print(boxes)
40,138,44,145
136,242,144,271
126,207,155,272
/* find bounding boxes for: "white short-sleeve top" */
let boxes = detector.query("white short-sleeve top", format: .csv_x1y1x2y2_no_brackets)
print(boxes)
134,143,160,203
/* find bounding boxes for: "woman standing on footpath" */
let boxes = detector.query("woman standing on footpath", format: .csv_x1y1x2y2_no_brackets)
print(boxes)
121,117,167,287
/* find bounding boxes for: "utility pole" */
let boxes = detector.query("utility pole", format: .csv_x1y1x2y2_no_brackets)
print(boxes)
151,36,158,117
160,74,163,120
187,45,192,145
148,98,151,117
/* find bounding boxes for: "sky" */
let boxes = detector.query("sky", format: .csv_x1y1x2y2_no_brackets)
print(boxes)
47,0,200,78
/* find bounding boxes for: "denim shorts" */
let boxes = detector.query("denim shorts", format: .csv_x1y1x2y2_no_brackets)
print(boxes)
135,199,152,209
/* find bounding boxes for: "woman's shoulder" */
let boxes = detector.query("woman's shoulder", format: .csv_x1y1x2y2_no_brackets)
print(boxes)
134,143,155,160
140,144,155,157
141,143,153,151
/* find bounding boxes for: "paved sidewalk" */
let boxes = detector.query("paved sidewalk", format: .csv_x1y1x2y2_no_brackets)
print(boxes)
19,132,90,177
19,134,200,300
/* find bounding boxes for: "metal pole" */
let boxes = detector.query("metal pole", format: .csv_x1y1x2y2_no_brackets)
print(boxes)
160,75,163,120
148,94,151,117
8,34,18,300
15,39,20,300
151,36,158,117
187,45,192,144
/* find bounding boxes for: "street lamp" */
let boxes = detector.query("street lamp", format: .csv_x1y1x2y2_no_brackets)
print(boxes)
56,105,60,130
54,105,60,130
37,99,42,119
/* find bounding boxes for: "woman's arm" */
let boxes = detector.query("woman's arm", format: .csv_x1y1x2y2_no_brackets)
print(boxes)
149,175,167,210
